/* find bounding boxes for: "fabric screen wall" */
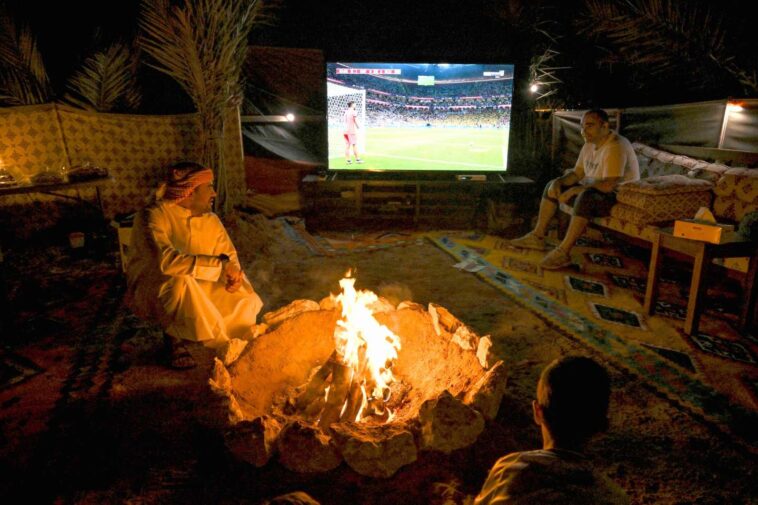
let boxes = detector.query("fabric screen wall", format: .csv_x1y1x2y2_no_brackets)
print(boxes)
722,103,758,152
551,99,758,170
0,104,245,236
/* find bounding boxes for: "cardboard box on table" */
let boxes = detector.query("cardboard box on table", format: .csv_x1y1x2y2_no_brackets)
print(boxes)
673,219,735,244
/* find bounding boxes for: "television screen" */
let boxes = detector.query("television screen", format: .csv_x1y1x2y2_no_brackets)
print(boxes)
326,62,515,173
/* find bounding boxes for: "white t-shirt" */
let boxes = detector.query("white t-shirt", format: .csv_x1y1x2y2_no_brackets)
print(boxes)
474,449,630,505
575,132,639,184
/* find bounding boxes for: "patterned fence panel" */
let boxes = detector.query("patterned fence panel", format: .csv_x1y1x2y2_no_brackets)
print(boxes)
0,104,245,238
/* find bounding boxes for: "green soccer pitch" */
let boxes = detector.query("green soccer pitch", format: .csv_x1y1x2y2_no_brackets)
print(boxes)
328,126,510,171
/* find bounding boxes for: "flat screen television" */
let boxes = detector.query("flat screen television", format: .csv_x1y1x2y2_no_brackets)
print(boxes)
326,62,515,175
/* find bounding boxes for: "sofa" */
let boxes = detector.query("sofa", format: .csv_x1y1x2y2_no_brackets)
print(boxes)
560,142,758,272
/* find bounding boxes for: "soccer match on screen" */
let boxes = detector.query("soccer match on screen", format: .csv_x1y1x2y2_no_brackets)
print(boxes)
326,62,515,172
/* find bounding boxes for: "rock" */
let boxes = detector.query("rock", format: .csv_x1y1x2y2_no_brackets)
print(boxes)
277,420,342,473
396,300,425,311
476,336,493,368
225,415,282,467
451,325,478,351
428,304,442,336
418,391,485,453
209,358,231,394
331,422,418,478
263,299,321,326
227,394,246,424
263,491,321,505
220,338,248,366
428,303,463,334
463,360,508,420
250,323,269,339
228,309,339,419
368,296,396,314
318,295,338,310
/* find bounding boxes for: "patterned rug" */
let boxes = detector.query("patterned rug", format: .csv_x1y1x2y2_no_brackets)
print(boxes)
426,231,758,448
279,217,425,256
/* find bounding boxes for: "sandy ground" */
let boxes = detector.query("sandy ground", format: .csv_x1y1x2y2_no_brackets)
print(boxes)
225,215,758,505
1,213,756,504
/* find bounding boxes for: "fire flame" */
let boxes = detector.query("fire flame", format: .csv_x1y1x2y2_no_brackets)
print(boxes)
332,273,401,422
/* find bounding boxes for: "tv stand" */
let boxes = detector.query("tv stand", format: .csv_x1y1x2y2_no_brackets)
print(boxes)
325,172,527,183
301,173,534,229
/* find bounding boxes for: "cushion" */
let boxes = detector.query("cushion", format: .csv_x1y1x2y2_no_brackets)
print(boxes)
610,203,668,226
616,175,713,223
686,167,722,183
632,143,730,179
617,174,713,195
713,167,758,221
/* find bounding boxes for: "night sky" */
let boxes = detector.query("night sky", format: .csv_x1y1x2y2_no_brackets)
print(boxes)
3,0,754,111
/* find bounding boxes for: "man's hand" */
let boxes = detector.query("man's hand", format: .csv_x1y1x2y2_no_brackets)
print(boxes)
223,261,243,293
546,179,564,199
558,185,585,204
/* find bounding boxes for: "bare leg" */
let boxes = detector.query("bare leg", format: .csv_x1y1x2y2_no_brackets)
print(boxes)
532,197,559,237
556,214,588,253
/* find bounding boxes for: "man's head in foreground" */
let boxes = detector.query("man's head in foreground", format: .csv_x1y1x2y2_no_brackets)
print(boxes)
533,355,611,450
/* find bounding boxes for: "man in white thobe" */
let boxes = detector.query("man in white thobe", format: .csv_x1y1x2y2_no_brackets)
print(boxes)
126,162,263,368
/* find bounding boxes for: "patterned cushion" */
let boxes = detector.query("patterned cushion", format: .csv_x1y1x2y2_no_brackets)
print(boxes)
686,167,722,183
618,174,712,195
616,176,713,223
632,143,730,180
713,168,758,221
610,203,660,226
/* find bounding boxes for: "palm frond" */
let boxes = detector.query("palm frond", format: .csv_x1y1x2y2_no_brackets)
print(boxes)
578,0,757,93
0,7,52,105
138,0,266,214
63,42,142,112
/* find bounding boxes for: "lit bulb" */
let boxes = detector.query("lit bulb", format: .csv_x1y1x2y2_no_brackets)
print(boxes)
530,84,539,93
285,113,295,121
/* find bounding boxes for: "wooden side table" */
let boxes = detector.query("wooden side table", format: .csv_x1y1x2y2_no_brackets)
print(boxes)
643,228,758,335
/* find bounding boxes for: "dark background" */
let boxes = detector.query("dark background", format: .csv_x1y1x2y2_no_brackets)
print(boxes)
3,0,755,112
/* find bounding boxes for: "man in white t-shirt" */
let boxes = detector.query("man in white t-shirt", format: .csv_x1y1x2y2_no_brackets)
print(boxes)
510,109,639,269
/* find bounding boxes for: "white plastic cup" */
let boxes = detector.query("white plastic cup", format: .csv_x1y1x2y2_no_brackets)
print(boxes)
69,232,85,249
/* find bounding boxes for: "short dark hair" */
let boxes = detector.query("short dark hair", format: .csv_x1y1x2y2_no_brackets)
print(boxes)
347,101,355,108
537,356,610,446
584,108,610,124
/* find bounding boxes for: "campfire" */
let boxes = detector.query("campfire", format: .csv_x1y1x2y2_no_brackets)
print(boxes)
210,273,507,477
295,273,401,428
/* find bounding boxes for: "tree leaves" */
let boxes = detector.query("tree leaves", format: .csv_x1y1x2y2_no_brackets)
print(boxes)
0,7,52,105
578,0,757,94
64,42,142,112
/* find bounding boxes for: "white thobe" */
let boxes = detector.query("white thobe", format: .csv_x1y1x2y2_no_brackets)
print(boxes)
126,201,262,343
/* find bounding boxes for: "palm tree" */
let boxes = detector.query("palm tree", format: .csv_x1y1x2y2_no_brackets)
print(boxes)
63,42,142,113
578,0,757,95
0,6,52,105
138,0,266,215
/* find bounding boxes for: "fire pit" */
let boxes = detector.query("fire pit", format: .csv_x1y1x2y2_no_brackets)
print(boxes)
210,274,507,478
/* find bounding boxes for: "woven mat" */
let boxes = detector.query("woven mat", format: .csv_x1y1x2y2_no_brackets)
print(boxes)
427,231,758,447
